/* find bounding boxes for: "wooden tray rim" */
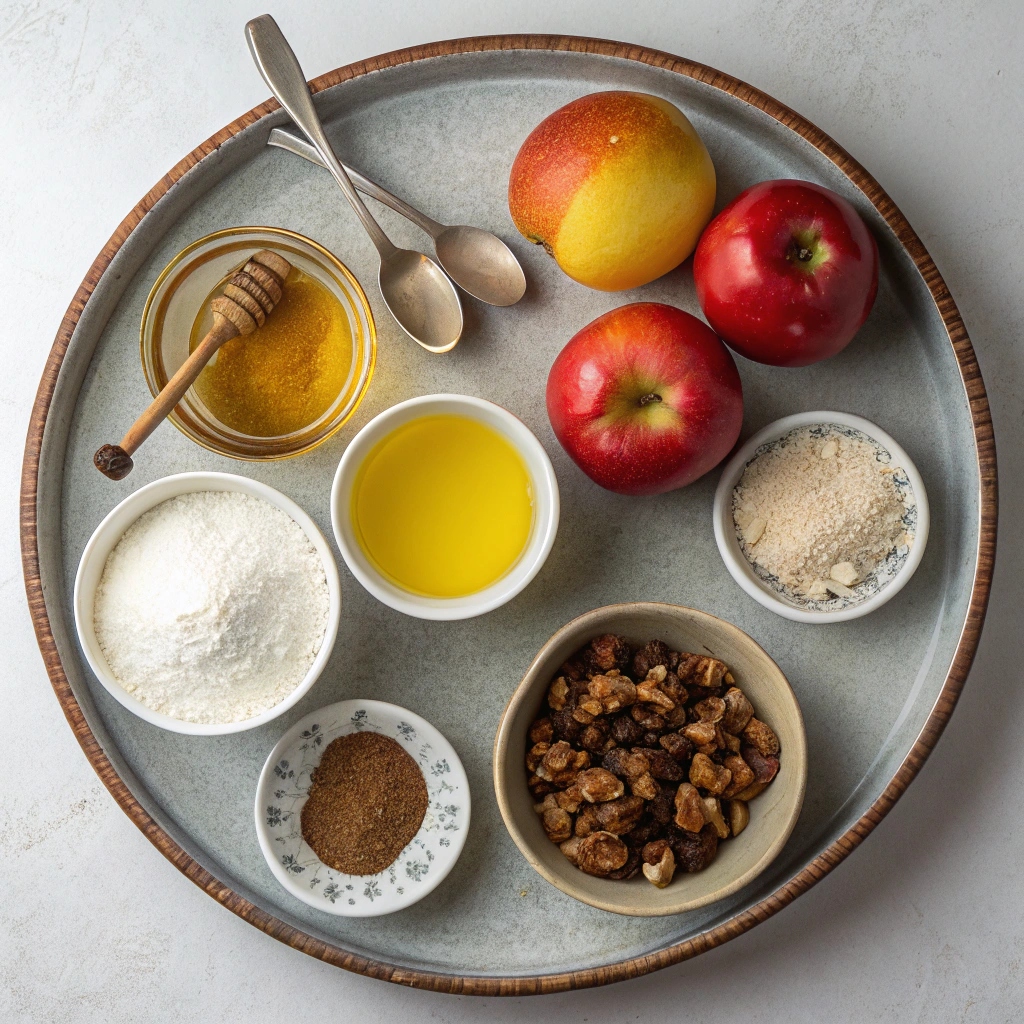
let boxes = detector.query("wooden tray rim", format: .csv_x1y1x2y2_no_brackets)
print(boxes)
19,33,997,996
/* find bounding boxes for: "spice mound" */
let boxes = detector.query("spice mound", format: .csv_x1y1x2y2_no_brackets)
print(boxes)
733,425,912,601
301,732,428,875
93,491,329,724
527,634,781,888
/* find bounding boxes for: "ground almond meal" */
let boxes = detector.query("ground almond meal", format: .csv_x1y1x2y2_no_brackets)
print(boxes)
732,426,909,599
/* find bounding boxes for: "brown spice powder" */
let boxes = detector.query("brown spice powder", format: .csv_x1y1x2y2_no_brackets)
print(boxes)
300,731,428,875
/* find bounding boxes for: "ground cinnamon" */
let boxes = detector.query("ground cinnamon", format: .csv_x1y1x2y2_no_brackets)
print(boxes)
300,731,428,875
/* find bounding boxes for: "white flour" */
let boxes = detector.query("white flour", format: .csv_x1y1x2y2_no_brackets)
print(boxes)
93,491,330,724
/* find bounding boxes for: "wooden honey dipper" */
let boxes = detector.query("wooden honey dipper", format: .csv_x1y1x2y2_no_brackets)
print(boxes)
94,249,292,480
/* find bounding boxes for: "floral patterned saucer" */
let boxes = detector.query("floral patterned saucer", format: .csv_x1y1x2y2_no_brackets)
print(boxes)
254,699,470,917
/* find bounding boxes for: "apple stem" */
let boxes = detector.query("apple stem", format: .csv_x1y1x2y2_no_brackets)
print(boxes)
638,393,663,407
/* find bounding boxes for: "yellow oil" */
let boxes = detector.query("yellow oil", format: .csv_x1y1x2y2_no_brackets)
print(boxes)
190,267,353,437
351,414,534,598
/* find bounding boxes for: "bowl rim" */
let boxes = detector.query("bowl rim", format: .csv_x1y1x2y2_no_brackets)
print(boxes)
330,393,560,621
253,698,471,917
712,410,931,623
73,471,341,735
492,601,808,916
140,225,377,462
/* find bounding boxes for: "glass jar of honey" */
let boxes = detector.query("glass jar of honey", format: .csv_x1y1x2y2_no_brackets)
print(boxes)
141,226,375,461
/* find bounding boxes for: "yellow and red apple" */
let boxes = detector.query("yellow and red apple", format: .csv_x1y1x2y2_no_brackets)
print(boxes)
509,91,716,291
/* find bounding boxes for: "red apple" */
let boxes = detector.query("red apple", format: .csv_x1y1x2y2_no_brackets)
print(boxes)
693,179,879,367
546,303,743,496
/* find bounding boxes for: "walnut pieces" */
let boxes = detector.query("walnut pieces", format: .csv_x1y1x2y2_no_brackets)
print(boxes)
577,831,629,876
577,767,625,803
527,634,781,889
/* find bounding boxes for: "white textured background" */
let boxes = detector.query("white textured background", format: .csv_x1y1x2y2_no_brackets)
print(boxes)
2,1,1021,1020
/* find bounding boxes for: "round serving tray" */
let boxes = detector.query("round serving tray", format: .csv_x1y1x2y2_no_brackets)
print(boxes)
21,35,995,995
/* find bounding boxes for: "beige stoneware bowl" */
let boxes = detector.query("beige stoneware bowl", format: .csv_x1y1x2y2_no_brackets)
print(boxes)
493,603,807,916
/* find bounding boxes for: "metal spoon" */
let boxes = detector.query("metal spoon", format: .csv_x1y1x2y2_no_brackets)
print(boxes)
268,129,527,307
245,15,463,353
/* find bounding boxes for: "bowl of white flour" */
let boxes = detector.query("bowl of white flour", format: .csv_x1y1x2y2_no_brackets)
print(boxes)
74,472,341,734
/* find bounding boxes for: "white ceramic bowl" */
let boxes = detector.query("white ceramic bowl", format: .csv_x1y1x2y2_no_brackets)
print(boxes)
713,411,930,623
74,472,341,735
331,394,559,620
255,699,470,917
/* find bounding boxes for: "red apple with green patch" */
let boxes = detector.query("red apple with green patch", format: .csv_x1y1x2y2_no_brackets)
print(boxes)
693,179,879,367
546,302,743,496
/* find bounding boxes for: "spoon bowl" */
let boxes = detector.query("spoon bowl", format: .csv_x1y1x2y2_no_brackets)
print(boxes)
434,225,527,306
379,249,464,354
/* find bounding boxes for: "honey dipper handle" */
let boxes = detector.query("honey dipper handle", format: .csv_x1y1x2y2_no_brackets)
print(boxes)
93,315,238,480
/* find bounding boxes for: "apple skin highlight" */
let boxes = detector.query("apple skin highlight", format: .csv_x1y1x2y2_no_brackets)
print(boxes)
546,303,743,496
694,179,879,367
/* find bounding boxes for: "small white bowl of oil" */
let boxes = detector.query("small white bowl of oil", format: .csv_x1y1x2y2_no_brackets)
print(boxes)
331,394,559,620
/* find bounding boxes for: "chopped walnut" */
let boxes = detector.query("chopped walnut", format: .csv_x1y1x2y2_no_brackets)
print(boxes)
537,741,589,785
574,804,601,837
636,666,675,710
573,702,601,722
527,774,554,797
526,741,549,773
547,677,570,711
642,843,676,888
559,835,583,865
541,807,573,842
577,831,629,876
742,717,780,757
595,794,646,835
577,767,625,803
701,797,730,839
607,846,642,880
630,772,659,800
689,752,732,795
526,636,780,888
721,755,755,799
660,671,688,705
528,717,554,745
683,721,717,748
673,782,705,832
588,672,637,713
676,653,728,691
555,784,584,813
722,686,754,734
601,748,650,780
726,800,749,837
693,696,726,723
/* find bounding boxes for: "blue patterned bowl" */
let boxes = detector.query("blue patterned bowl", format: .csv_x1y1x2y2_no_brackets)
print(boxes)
254,699,470,916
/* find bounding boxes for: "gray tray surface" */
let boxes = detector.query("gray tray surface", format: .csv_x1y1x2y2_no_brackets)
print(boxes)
43,49,978,978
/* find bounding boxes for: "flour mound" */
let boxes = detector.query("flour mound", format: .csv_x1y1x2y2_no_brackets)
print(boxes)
93,491,330,724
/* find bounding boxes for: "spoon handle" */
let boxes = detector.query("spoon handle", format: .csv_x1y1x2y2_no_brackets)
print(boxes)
267,128,444,237
245,15,396,257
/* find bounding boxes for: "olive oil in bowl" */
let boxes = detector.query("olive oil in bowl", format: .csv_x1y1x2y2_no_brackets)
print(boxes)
351,414,534,598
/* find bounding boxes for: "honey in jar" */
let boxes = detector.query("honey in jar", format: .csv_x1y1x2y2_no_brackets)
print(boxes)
190,266,353,437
